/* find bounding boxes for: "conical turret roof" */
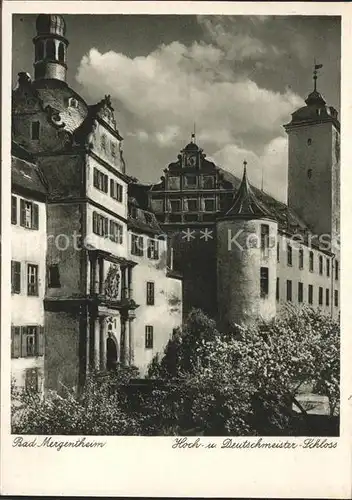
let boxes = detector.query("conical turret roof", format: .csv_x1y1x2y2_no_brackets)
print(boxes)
225,161,273,219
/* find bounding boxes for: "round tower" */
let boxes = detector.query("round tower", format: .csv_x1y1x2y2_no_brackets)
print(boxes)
33,14,69,82
216,162,278,331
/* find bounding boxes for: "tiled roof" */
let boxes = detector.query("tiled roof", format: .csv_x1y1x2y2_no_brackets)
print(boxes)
12,147,47,197
31,79,89,134
218,167,310,233
128,206,164,235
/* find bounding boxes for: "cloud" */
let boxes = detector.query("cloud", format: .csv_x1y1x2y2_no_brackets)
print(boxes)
212,136,288,202
76,43,303,153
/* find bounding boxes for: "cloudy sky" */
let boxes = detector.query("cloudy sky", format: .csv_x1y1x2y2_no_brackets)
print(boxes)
12,14,340,202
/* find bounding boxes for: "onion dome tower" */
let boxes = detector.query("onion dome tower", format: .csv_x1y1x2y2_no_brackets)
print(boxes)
216,162,278,330
33,14,69,82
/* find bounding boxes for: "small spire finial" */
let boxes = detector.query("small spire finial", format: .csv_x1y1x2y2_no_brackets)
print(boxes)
313,59,323,92
191,123,196,143
243,159,247,172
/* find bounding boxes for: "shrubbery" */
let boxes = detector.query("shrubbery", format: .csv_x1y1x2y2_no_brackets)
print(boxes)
12,306,339,436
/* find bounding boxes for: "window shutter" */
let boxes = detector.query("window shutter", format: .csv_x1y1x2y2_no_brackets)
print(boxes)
38,326,45,356
119,184,123,202
110,179,113,196
104,217,108,236
93,168,98,187
20,199,25,227
11,326,21,358
93,212,97,234
21,326,27,357
104,175,108,193
32,203,39,229
14,261,21,293
11,261,15,294
11,196,17,224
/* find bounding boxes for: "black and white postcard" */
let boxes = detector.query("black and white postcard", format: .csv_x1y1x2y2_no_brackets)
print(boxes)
1,1,351,497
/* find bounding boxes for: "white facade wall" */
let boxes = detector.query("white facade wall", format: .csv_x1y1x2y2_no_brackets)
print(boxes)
11,192,47,391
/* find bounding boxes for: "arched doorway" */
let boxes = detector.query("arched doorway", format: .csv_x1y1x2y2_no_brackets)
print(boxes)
106,335,118,371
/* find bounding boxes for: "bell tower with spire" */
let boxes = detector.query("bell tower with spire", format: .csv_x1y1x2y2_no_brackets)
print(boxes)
33,14,69,82
284,64,340,242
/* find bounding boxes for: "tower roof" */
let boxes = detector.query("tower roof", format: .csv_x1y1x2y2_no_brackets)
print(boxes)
36,14,66,37
285,63,339,130
224,161,273,219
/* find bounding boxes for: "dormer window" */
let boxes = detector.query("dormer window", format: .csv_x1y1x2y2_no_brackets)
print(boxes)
68,97,78,108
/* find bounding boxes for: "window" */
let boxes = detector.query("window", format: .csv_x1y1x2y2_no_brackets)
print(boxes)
326,289,330,306
170,199,181,213
307,138,312,146
101,134,107,152
27,264,39,296
277,242,280,262
58,42,65,62
31,121,40,140
298,282,303,303
109,221,123,244
11,196,17,224
309,251,314,272
287,243,292,266
307,169,313,179
286,280,292,301
46,39,55,59
335,260,339,281
299,248,304,269
319,255,323,275
276,277,280,301
146,282,155,305
68,97,78,108
92,212,109,237
145,325,154,349
151,199,163,213
204,198,216,212
186,199,198,212
93,168,108,193
147,239,159,260
327,258,330,277
308,285,313,305
203,175,215,189
12,325,44,358
131,234,144,256
334,290,339,307
35,40,44,61
168,176,180,190
20,199,39,229
110,179,123,202
11,261,21,294
184,175,197,189
48,264,60,288
319,287,323,305
261,224,269,255
260,267,269,298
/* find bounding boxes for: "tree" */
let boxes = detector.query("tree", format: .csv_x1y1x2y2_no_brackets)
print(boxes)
147,305,340,435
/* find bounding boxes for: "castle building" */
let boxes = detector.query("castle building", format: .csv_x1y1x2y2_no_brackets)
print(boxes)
148,75,340,328
11,14,182,392
11,14,340,391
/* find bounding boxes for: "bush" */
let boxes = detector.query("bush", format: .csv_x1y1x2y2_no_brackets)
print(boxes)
12,366,142,435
